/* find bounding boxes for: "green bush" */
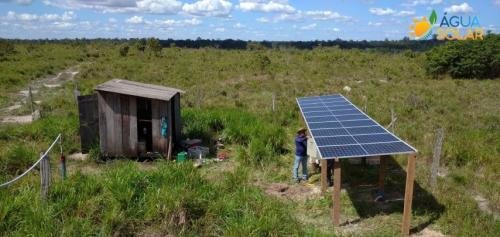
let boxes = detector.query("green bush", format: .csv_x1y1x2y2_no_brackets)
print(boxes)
425,34,500,79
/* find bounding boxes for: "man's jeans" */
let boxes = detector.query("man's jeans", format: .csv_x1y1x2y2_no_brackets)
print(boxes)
293,155,308,181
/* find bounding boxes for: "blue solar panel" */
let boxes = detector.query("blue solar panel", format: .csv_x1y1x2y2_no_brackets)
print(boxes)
301,107,328,113
310,128,349,137
316,136,357,146
362,142,414,154
354,134,398,143
319,145,366,158
340,119,377,127
324,102,350,107
308,121,342,129
304,111,331,117
335,114,369,121
306,116,337,123
330,109,362,116
297,94,417,159
327,105,354,111
346,126,386,135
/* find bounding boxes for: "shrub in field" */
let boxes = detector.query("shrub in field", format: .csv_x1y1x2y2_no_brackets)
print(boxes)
0,39,15,58
425,34,500,78
118,44,129,57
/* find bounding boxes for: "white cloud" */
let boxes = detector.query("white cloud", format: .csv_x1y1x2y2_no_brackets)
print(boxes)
53,21,75,28
126,16,144,24
404,0,442,6
445,2,473,13
332,27,340,32
3,11,76,22
136,0,183,14
215,27,225,32
42,0,183,14
234,22,245,28
300,23,316,30
369,7,414,16
182,0,232,17
396,10,415,16
256,17,269,23
238,0,295,13
152,18,202,27
495,0,500,6
368,21,382,26
305,10,352,21
0,0,33,5
108,17,117,23
369,7,396,16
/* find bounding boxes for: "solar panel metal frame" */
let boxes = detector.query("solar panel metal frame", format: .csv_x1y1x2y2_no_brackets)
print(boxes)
297,94,417,159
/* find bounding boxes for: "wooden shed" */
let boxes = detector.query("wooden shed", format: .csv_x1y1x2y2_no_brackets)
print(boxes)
78,79,183,157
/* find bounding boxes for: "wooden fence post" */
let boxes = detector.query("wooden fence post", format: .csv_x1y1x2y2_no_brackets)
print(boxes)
29,86,34,117
272,92,276,112
40,152,51,199
429,128,444,188
362,96,367,112
390,108,396,132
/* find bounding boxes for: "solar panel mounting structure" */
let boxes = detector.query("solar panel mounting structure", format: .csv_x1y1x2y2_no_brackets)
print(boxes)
296,94,417,159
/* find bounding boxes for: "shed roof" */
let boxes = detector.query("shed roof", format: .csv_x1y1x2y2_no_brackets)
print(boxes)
95,79,184,101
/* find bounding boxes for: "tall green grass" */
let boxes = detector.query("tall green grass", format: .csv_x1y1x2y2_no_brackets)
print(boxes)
182,108,287,167
0,162,304,236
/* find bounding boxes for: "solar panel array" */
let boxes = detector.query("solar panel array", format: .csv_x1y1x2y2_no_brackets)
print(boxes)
297,94,417,159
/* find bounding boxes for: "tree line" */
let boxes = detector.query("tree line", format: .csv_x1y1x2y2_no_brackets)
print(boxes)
2,37,445,52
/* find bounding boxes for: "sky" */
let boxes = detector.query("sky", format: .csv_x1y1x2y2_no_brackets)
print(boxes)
0,0,498,40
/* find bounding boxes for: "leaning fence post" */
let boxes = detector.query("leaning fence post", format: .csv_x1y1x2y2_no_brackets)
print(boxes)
272,92,276,112
29,86,34,117
362,96,367,112
429,128,444,189
59,135,66,180
40,152,51,199
390,108,396,132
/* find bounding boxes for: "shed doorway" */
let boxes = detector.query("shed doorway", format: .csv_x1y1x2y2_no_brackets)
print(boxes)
137,98,152,152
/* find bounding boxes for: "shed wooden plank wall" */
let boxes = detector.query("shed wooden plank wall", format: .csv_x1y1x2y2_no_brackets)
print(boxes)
97,92,107,152
129,97,137,155
151,100,169,154
99,91,170,156
173,93,182,146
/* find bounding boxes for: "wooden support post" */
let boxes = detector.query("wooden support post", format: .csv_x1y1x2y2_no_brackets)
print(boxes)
379,155,387,192
430,128,444,189
402,154,416,236
332,158,341,227
321,159,327,194
40,152,51,199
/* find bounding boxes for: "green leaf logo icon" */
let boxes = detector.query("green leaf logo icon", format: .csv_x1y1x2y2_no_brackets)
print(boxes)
429,10,437,25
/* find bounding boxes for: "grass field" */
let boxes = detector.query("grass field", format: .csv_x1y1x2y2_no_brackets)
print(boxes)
0,42,499,236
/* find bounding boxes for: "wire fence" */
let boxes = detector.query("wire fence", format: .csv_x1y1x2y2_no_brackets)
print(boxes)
0,134,62,188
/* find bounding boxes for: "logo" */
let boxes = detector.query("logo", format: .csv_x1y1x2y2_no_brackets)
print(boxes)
409,9,484,40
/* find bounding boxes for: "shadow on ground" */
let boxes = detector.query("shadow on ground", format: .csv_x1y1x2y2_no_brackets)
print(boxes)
340,156,445,234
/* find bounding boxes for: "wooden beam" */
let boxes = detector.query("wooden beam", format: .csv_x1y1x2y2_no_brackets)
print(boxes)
402,154,416,236
379,155,387,192
321,159,327,194
332,158,341,227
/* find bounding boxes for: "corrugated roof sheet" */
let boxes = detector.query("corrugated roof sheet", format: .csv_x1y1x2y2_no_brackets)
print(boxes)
95,79,184,101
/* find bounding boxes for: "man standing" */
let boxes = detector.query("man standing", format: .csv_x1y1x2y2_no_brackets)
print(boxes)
293,128,308,183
